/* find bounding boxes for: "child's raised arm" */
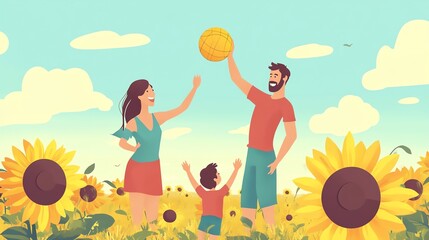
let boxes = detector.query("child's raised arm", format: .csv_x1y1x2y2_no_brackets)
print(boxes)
182,161,200,190
225,158,242,189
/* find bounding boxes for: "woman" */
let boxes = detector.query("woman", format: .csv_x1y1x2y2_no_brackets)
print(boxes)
113,75,201,230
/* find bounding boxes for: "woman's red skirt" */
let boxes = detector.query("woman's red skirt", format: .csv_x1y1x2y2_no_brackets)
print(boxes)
123,159,163,196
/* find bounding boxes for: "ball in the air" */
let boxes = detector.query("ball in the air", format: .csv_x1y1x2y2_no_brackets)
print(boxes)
199,27,233,62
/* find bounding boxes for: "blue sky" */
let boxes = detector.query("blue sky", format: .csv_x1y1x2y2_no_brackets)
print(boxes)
0,0,428,194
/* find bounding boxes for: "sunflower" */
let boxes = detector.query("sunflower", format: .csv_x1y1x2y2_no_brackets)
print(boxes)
72,175,106,214
394,167,429,209
165,186,172,193
158,202,187,232
222,206,243,236
417,151,429,172
293,133,418,240
283,188,292,196
108,178,128,209
175,185,184,193
0,139,86,231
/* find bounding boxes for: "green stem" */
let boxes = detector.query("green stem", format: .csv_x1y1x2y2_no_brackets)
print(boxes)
389,146,399,155
31,224,37,240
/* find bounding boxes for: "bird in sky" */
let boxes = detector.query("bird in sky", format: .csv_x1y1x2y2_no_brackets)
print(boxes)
343,43,353,47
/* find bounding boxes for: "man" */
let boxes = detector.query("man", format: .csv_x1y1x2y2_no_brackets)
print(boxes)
227,41,297,232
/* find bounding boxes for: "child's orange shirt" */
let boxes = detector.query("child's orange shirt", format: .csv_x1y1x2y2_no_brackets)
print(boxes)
196,185,229,218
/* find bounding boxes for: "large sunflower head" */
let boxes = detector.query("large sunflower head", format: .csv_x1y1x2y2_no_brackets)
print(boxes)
108,178,128,208
0,139,85,231
293,133,418,239
395,167,429,209
417,151,429,172
72,175,105,214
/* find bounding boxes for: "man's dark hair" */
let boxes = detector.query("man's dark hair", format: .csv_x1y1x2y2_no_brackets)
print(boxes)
200,163,218,189
269,62,291,83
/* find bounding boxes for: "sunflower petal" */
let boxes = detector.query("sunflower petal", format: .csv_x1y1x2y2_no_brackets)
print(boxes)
372,154,399,182
23,139,35,163
381,187,418,202
52,146,66,162
325,138,342,169
306,217,332,233
38,206,49,231
342,132,356,167
376,209,406,232
22,201,36,221
293,177,323,193
295,205,325,219
379,171,404,192
320,223,336,240
380,201,416,216
58,151,76,166
12,146,28,168
44,140,57,159
297,193,322,206
306,156,331,183
362,223,379,240
333,225,347,239
33,138,45,160
313,149,336,172
355,141,366,165
360,141,380,172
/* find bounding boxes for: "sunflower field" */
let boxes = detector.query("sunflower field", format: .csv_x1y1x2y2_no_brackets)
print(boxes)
1,135,429,240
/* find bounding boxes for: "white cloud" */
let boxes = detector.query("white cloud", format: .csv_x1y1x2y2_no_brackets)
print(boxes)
286,44,333,59
228,124,249,135
309,95,379,136
0,67,113,126
0,32,9,55
398,97,420,105
70,31,150,50
362,20,429,90
163,127,192,140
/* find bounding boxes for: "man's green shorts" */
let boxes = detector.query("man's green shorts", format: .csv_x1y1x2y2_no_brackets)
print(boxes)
241,147,277,209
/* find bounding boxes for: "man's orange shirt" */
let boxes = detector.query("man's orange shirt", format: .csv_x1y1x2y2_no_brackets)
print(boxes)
247,86,296,152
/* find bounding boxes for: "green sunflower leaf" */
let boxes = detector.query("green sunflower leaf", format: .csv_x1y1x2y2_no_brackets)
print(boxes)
0,168,6,172
178,232,189,240
240,216,253,229
186,230,197,240
402,210,429,233
84,163,95,175
1,226,31,240
390,145,412,155
301,236,309,240
47,229,81,240
82,214,115,235
115,209,127,216
131,230,157,239
251,231,268,240
293,223,305,232
59,213,70,225
103,180,116,188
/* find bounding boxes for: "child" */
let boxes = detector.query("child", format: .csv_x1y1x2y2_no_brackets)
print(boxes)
182,159,242,240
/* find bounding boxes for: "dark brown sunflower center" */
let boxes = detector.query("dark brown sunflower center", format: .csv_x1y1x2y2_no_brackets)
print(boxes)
116,187,125,196
285,190,290,195
322,167,380,228
230,210,236,217
80,185,97,202
167,187,171,191
286,214,293,221
23,159,67,205
163,209,176,223
404,179,423,201
177,187,182,192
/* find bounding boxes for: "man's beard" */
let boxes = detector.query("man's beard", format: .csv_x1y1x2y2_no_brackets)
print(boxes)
268,80,284,92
